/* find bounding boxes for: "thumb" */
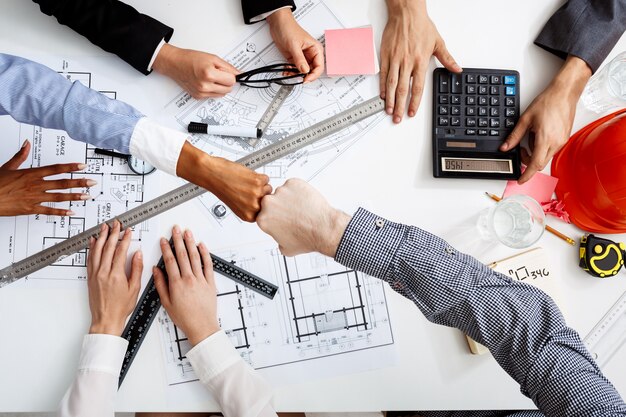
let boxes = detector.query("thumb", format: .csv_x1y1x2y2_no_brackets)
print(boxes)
434,41,462,73
2,140,31,170
501,115,531,152
152,266,171,309
289,45,310,74
129,250,143,296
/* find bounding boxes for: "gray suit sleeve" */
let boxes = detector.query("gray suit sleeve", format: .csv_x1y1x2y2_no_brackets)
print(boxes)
534,0,626,72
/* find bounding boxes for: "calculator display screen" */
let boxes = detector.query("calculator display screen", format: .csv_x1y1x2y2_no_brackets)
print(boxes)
441,157,512,173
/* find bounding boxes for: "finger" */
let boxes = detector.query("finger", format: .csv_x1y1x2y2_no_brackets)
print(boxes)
160,237,181,281
393,64,412,123
214,58,240,75
183,229,203,278
87,237,95,277
518,138,550,184
303,43,324,82
100,220,121,272
198,242,215,285
112,227,132,271
408,65,427,117
32,206,75,217
211,69,237,87
43,178,97,191
434,41,462,73
385,62,400,116
129,251,143,297
91,223,109,271
2,140,31,170
289,44,310,75
520,147,532,166
172,225,193,277
263,184,273,196
31,162,87,178
198,83,233,97
41,192,90,203
152,266,172,309
379,54,390,100
501,115,531,152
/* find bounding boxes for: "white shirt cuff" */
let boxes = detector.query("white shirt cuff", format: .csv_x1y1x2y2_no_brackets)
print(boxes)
147,39,167,72
186,330,241,381
250,6,292,23
129,117,188,176
78,334,128,377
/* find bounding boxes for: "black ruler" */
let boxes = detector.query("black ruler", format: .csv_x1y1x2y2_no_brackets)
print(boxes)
118,238,278,387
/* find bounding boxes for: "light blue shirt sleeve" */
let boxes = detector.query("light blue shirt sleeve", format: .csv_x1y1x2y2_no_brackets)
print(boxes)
0,53,144,154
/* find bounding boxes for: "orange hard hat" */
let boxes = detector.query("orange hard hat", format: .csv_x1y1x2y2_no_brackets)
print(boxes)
552,108,626,233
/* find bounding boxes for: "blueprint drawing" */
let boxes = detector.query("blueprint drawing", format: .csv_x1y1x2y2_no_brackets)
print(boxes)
163,0,385,230
158,240,394,385
0,60,160,286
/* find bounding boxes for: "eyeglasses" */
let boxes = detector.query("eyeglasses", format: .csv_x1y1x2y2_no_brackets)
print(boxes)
236,63,307,88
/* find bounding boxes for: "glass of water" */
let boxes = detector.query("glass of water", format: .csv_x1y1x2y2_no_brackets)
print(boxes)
477,195,546,248
581,51,626,113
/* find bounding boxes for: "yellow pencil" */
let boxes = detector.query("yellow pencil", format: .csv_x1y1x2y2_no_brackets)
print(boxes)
485,192,576,246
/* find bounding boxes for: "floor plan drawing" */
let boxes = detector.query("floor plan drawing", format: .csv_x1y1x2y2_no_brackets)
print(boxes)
163,0,385,230
0,64,160,285
157,240,395,385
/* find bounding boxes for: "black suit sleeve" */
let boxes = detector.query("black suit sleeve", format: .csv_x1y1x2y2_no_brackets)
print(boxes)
32,0,173,75
241,0,296,24
534,0,626,73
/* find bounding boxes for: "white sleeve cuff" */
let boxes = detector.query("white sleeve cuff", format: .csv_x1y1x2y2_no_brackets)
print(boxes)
148,39,167,72
250,5,292,23
186,330,242,382
129,117,188,176
78,334,128,377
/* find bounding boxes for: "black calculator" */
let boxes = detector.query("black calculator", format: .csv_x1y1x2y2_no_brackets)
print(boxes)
432,68,521,180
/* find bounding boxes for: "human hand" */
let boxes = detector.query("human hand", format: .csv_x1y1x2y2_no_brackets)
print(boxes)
176,142,272,222
500,56,592,184
380,0,461,123
153,43,240,99
153,226,220,347
257,179,351,257
0,139,95,217
267,8,324,83
87,221,142,336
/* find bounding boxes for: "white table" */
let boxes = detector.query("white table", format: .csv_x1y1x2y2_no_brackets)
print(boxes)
0,0,624,412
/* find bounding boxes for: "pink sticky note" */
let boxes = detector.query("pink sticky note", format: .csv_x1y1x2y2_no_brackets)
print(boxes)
503,169,559,203
325,27,376,76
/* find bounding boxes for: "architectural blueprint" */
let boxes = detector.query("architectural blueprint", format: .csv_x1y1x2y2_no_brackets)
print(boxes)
163,0,385,230
157,240,395,385
0,60,160,286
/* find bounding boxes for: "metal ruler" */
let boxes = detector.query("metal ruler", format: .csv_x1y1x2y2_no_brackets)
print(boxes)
118,238,277,387
251,85,294,147
584,290,626,369
0,95,385,287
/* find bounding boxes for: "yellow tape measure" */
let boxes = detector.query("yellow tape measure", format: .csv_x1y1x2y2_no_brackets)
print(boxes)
579,234,625,278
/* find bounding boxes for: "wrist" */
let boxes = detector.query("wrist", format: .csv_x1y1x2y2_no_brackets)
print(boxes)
187,323,221,347
176,142,212,183
266,7,294,26
552,55,592,100
318,209,351,258
152,43,177,75
89,321,125,337
386,0,424,15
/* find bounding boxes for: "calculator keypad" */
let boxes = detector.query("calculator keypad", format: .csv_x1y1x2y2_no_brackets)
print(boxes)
436,70,518,141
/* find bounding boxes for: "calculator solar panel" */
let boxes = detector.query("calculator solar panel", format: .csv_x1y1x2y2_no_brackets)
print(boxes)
432,68,521,179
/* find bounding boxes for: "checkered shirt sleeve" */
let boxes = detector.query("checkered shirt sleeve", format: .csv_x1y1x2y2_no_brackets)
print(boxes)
335,208,626,417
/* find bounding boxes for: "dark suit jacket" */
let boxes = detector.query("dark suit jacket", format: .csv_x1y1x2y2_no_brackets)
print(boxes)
32,0,296,75
535,0,626,72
